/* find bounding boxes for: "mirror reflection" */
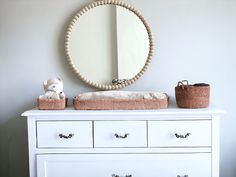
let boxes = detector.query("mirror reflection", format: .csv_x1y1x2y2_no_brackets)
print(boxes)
68,5,149,85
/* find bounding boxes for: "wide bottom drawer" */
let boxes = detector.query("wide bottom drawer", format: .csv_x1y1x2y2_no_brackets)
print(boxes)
37,153,211,177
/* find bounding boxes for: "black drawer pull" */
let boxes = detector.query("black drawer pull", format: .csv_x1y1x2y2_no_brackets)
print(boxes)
175,133,190,139
177,175,189,177
114,133,130,139
59,133,74,139
112,174,132,177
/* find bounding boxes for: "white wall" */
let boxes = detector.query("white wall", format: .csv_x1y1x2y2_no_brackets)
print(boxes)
0,0,236,177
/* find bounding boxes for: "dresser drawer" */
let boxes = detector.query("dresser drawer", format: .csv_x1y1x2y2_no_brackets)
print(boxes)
37,153,211,177
148,120,211,147
36,121,93,148
94,121,147,148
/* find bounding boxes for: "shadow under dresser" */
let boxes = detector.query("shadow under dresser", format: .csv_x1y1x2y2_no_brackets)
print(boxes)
22,105,225,177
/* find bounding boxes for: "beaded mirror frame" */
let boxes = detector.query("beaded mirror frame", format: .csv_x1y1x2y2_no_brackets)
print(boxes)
65,0,154,90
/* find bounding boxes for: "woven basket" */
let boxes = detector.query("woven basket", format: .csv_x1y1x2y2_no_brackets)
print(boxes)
73,97,169,110
37,98,67,110
175,80,210,109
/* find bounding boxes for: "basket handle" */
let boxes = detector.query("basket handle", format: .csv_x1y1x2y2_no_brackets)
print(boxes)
177,80,189,89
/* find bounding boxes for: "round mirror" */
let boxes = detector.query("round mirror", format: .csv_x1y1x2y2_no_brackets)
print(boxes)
65,0,153,90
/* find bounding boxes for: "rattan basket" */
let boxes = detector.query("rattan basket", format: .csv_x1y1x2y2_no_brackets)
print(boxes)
175,80,210,109
73,97,169,110
37,98,67,110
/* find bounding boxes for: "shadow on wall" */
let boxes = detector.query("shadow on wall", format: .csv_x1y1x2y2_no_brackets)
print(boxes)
0,4,94,177
0,103,32,177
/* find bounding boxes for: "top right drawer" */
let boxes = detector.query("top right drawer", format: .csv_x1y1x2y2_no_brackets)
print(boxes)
148,120,211,147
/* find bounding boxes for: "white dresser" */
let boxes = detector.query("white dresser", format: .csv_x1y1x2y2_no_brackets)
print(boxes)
22,106,224,177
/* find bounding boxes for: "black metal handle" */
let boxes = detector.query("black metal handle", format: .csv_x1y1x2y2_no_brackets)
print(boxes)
59,133,74,139
177,80,189,88
112,174,132,177
112,79,127,85
114,133,130,139
175,133,190,139
177,175,189,177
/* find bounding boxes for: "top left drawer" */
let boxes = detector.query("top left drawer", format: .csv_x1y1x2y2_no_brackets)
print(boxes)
36,121,93,148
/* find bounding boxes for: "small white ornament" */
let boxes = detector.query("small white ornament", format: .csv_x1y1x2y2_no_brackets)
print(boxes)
39,77,66,100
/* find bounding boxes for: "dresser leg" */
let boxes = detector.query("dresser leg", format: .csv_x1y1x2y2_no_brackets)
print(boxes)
212,116,220,177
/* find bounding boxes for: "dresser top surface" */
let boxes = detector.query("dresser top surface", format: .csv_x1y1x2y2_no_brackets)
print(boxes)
22,104,225,117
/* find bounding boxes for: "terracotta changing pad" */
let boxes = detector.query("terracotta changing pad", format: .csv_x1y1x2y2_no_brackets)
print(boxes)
73,91,169,110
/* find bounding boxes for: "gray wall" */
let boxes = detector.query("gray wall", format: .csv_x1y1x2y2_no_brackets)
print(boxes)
0,0,236,176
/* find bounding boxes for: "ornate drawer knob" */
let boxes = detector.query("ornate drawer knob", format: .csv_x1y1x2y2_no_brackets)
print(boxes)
175,133,190,139
114,133,130,139
58,133,74,139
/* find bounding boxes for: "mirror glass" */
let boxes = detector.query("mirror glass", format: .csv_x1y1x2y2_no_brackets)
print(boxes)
67,4,151,86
